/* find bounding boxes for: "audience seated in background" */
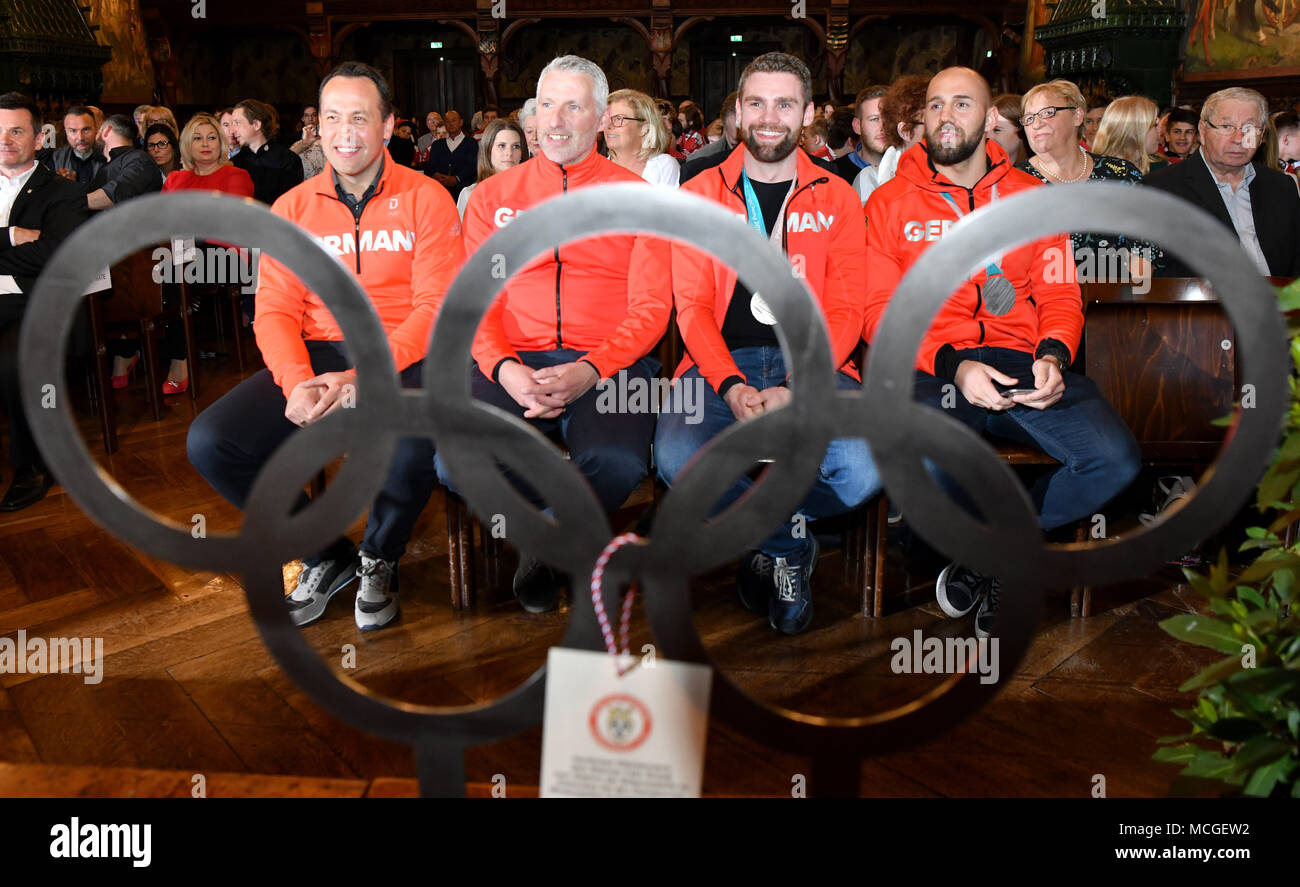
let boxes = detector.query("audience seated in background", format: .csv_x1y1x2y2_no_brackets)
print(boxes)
1144,87,1300,278
603,88,680,187
455,117,525,219
230,98,303,205
47,105,104,185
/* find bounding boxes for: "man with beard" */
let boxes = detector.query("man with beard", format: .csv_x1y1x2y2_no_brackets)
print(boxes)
655,52,880,635
443,54,672,614
862,66,1139,639
48,106,104,185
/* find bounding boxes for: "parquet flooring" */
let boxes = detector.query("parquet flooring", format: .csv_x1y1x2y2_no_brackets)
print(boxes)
0,333,1227,797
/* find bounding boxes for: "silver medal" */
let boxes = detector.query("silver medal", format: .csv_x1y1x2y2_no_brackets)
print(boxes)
983,275,1017,316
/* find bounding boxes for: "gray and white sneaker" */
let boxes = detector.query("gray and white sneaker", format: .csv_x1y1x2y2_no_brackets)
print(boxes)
935,562,988,618
354,555,400,630
286,553,360,627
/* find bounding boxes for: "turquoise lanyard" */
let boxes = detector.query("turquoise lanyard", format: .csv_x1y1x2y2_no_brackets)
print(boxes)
740,170,778,240
940,185,1003,277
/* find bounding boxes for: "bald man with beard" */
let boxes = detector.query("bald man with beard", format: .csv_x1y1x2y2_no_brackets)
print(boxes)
862,67,1138,639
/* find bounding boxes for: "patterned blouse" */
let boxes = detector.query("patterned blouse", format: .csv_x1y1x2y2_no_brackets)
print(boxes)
1016,153,1161,268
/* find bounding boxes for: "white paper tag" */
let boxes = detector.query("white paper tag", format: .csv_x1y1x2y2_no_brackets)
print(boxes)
81,267,111,295
540,647,712,797
171,237,197,265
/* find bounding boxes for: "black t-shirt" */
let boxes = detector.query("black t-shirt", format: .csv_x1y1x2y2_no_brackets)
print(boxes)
720,178,791,353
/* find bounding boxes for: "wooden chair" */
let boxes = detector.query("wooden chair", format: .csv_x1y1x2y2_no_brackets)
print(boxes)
101,248,200,420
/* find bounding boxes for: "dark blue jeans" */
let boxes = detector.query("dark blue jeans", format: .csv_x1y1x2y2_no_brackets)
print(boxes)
435,349,658,516
186,340,436,565
654,346,881,559
913,346,1140,530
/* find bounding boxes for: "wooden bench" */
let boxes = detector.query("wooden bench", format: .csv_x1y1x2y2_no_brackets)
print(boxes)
849,277,1292,618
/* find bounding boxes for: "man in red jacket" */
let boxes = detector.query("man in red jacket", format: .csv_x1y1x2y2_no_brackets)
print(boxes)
188,62,465,631
863,66,1139,638
655,52,879,635
443,55,673,612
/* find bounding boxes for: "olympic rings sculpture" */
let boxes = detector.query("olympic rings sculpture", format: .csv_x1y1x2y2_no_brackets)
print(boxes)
18,184,1287,795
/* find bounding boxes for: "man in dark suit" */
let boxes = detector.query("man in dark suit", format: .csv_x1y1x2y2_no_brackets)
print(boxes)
422,109,477,201
46,106,104,186
1143,87,1300,278
0,93,93,510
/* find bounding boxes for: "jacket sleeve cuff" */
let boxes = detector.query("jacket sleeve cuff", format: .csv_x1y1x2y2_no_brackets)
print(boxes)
932,345,962,382
1034,338,1072,369
579,358,603,382
716,375,745,399
491,357,517,384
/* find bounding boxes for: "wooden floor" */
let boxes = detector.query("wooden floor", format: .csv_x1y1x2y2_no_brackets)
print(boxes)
0,338,1226,797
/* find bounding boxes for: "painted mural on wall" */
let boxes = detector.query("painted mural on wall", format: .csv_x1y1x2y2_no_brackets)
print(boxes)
1184,0,1300,75
179,30,318,107
845,22,964,91
89,0,156,104
505,24,654,100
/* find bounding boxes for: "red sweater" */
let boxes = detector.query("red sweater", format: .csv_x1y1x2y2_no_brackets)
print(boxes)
162,164,254,197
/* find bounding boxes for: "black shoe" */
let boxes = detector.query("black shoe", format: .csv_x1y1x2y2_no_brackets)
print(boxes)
513,555,564,613
0,466,52,512
935,562,988,618
768,535,819,635
736,551,773,613
975,578,1000,639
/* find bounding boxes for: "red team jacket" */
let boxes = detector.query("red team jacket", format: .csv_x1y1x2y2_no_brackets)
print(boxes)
462,147,673,381
863,138,1082,375
672,145,867,392
254,152,465,397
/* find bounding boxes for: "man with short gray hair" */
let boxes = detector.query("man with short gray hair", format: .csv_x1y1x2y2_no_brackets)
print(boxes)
1144,87,1300,277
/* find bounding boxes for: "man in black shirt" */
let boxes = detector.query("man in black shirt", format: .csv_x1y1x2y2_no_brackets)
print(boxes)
86,114,161,210
230,98,304,205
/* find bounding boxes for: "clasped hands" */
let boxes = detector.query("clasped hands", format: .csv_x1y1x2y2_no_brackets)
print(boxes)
284,371,356,427
724,383,791,421
499,360,599,419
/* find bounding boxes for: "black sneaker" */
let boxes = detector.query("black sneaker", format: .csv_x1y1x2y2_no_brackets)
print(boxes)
513,554,564,613
768,535,819,635
736,551,773,613
935,562,987,618
974,578,1000,639
286,549,360,627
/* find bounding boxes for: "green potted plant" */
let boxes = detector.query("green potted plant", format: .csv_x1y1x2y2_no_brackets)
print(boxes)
1153,279,1300,797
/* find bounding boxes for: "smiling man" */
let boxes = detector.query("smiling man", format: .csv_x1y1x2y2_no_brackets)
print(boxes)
656,52,880,635
441,54,672,613
1144,87,1300,277
862,66,1138,639
187,62,465,631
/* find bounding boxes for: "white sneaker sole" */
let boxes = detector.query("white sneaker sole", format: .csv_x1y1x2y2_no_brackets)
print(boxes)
935,563,980,618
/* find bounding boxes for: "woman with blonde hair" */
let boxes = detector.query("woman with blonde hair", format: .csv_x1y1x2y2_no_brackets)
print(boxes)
1092,95,1163,175
456,118,525,219
151,113,254,394
604,88,680,186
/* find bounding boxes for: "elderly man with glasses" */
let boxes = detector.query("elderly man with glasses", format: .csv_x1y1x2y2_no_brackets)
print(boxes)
1143,87,1300,277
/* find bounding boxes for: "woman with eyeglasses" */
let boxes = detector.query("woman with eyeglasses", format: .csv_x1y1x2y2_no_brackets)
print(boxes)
456,118,526,220
1017,79,1153,272
145,123,180,183
604,88,680,187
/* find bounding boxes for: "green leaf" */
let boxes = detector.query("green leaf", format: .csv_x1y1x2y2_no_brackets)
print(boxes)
1182,749,1238,780
1238,555,1300,585
1205,717,1266,741
1233,736,1292,770
1228,667,1300,697
1152,744,1198,763
1291,710,1300,742
1179,655,1247,692
1236,585,1268,610
1181,568,1218,599
1159,614,1248,655
1243,755,1294,797
1245,526,1269,540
